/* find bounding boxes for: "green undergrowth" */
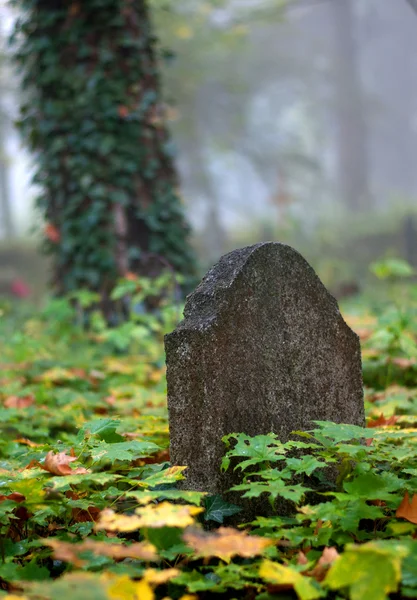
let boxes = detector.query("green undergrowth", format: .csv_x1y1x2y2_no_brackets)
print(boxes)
1,272,417,600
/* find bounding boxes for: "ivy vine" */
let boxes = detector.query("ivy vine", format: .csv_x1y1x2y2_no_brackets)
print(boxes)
11,0,197,311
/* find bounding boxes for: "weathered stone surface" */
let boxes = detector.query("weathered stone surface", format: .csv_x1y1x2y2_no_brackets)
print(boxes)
165,242,364,502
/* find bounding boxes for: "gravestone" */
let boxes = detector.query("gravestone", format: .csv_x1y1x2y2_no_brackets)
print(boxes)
165,242,364,504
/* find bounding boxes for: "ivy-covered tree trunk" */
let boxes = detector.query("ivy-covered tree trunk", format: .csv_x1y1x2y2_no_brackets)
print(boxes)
12,0,197,316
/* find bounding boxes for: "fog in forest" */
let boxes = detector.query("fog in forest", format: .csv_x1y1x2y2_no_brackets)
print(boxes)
1,0,417,298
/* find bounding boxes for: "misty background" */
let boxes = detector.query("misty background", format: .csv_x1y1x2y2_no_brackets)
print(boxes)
1,0,417,298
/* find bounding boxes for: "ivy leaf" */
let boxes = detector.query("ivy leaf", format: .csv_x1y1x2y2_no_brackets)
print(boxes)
203,495,241,523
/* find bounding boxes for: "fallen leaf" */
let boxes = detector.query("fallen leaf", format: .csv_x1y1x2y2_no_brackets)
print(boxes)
44,538,157,566
260,559,322,600
367,414,398,428
134,502,203,528
14,438,42,447
308,547,339,581
143,568,180,584
41,451,89,476
183,527,274,562
72,505,101,523
95,509,142,533
4,395,34,409
0,492,25,503
396,491,417,524
391,357,416,368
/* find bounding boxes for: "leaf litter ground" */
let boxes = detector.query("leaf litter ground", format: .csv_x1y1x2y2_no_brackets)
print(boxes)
1,295,417,600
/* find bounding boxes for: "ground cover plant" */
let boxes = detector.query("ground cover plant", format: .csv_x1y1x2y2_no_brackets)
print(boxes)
1,266,417,599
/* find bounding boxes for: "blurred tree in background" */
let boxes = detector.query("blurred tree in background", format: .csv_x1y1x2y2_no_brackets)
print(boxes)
11,0,197,317
0,18,14,240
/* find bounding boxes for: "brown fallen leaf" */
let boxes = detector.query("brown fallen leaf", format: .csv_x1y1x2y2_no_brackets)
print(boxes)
308,546,339,581
183,527,274,562
41,451,89,476
396,491,417,524
44,538,157,567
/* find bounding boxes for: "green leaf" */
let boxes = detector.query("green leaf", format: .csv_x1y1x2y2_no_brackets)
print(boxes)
221,432,286,472
79,419,125,443
325,542,408,600
89,440,160,463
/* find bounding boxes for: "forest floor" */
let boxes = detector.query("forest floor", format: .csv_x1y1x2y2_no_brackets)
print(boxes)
1,279,417,600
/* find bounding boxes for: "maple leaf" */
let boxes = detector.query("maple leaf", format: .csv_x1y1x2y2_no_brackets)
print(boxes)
4,395,34,409
396,490,417,524
183,527,274,562
95,509,142,533
41,451,89,476
44,538,157,566
44,222,61,243
134,502,203,528
367,414,398,428
143,568,180,585
260,559,323,600
96,503,203,532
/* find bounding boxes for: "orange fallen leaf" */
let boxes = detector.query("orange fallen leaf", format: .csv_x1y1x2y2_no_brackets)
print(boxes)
41,451,89,476
44,223,61,243
183,527,274,562
44,538,157,567
391,357,416,368
0,492,25,503
14,438,42,448
367,414,398,428
396,491,417,524
4,395,34,409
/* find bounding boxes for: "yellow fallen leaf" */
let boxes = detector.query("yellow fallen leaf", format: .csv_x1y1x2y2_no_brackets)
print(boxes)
96,509,142,533
260,559,322,600
134,502,203,528
183,527,273,563
143,568,180,585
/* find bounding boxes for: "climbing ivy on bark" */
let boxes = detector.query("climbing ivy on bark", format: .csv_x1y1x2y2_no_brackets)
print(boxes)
11,0,197,315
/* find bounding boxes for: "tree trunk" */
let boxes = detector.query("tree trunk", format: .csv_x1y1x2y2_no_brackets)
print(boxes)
13,0,197,319
330,0,371,212
0,125,15,240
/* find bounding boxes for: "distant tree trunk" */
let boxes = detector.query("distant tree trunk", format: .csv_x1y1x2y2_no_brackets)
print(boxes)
330,0,371,212
13,0,197,319
0,125,14,240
